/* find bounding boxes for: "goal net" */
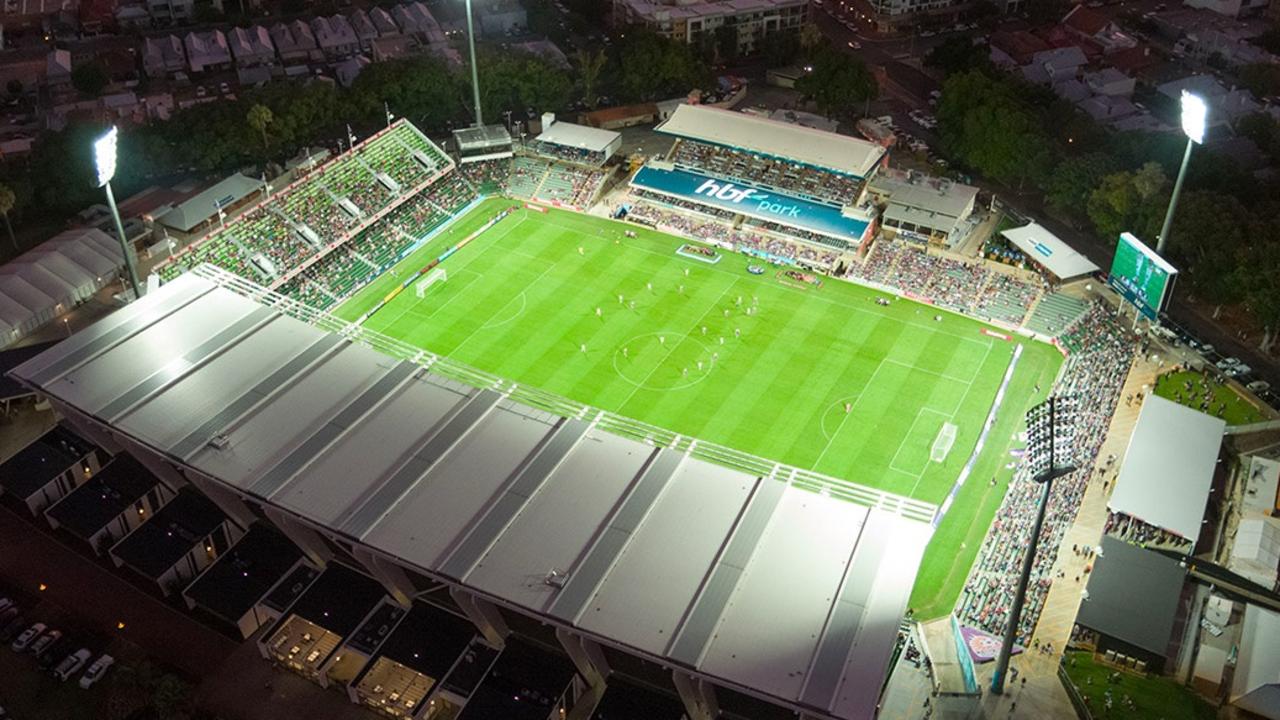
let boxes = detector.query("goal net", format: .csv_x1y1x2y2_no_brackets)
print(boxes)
415,268,447,298
931,422,958,463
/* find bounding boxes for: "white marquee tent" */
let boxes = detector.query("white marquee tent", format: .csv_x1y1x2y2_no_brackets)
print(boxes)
0,228,123,347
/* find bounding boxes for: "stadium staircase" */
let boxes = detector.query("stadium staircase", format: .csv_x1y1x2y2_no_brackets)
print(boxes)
1023,292,1089,337
507,157,551,199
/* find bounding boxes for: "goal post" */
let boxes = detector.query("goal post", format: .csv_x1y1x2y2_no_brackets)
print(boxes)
415,267,447,298
931,422,958,463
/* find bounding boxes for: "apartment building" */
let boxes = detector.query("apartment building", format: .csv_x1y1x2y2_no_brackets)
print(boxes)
612,0,807,55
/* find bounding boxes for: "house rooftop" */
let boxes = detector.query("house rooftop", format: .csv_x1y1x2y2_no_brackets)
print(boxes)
111,488,226,578
0,425,94,499
285,563,385,637
184,525,303,624
45,453,158,540
377,603,474,679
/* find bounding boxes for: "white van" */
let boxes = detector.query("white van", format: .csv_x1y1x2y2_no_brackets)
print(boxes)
79,654,115,689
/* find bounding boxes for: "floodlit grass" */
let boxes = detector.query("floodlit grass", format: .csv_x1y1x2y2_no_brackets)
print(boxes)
337,199,1063,615
1062,650,1215,720
1153,370,1266,425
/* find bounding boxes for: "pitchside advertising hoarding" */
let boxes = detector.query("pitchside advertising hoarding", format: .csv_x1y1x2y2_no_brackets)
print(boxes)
1108,232,1178,320
630,165,870,244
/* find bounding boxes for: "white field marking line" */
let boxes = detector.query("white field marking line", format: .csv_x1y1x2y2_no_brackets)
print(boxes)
415,269,484,319
889,407,952,478
449,259,560,356
534,216,991,349
883,357,977,385
610,333,717,392
481,292,526,330
350,209,528,323
613,277,743,413
811,358,888,472
820,394,864,441
905,341,998,499
367,214,533,331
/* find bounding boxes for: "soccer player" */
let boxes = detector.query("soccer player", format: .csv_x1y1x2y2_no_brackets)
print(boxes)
595,307,602,318
736,295,742,306
697,360,703,372
701,326,707,335
684,268,690,278
734,327,741,339
647,281,653,293
628,300,636,311
578,247,585,256
622,346,629,358
723,309,730,318
618,293,624,304
580,343,587,353
719,336,725,345
659,335,666,346
682,367,688,377
678,284,684,295
845,402,852,414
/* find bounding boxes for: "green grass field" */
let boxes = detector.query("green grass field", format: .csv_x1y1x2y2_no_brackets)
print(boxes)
1153,369,1267,425
336,198,1064,617
1062,650,1214,720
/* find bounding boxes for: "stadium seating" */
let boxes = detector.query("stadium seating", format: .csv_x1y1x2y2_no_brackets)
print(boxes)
1024,292,1090,338
957,301,1135,646
503,156,548,199
459,159,512,195
159,121,452,286
668,138,866,207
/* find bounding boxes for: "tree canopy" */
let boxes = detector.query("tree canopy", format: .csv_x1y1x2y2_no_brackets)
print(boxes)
793,44,877,118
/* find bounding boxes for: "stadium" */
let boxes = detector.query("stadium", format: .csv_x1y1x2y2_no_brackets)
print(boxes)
10,105,1144,720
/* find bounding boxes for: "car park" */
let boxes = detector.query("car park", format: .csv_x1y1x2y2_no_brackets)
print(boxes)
54,648,92,681
30,629,62,657
39,637,73,669
11,622,45,652
79,654,114,688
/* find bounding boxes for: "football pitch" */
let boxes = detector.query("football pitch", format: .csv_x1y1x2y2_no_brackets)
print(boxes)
335,198,1064,617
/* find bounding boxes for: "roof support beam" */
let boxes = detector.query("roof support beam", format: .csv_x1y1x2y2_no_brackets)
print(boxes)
673,670,719,720
450,587,509,649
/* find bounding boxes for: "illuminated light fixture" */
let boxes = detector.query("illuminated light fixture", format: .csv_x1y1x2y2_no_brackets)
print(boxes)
93,126,118,187
117,621,126,630
38,583,47,591
1157,91,1210,255
1180,91,1207,145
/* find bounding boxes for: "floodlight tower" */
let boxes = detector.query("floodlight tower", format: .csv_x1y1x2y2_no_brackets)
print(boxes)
94,127,142,300
463,0,483,127
990,395,1078,695
1156,91,1207,256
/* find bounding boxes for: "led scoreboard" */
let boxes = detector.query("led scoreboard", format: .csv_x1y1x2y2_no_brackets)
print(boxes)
1108,232,1177,320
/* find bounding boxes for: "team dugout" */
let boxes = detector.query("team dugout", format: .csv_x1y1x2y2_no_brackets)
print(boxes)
529,119,621,167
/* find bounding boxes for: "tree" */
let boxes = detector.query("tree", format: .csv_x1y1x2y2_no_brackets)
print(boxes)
1086,163,1167,241
71,62,110,97
715,25,739,64
1044,153,1117,219
0,183,16,252
760,30,800,67
247,103,274,152
1236,112,1280,159
793,45,877,118
574,48,607,110
5,79,22,98
1166,190,1248,316
615,28,710,102
472,49,572,123
1238,63,1280,101
925,36,991,76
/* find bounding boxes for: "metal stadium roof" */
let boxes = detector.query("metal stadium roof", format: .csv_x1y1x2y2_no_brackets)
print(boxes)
8,267,935,720
656,104,886,180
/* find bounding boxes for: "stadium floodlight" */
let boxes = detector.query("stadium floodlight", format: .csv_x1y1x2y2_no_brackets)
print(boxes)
1156,91,1209,255
93,126,142,301
991,396,1078,695
463,0,483,127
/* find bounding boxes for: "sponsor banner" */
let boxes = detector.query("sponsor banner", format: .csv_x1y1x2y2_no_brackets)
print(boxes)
631,165,869,243
982,328,1012,341
960,625,1022,664
524,203,548,213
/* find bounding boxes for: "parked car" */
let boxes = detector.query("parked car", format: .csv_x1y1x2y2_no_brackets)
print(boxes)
847,40,862,49
0,607,17,626
0,598,14,613
1226,364,1252,378
1247,380,1271,393
30,629,62,657
0,614,27,643
38,637,72,669
11,622,46,652
79,654,114,689
54,648,92,681
1216,357,1240,370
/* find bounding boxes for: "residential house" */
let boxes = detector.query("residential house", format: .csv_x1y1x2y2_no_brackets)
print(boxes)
1061,4,1138,54
989,29,1051,67
1084,67,1135,97
334,54,369,87
311,14,359,59
229,26,276,67
348,9,380,51
1053,78,1091,102
1184,0,1271,19
1021,46,1088,87
115,3,149,28
369,6,399,37
371,35,418,63
1157,75,1261,126
271,19,319,64
1078,94,1139,122
142,35,186,79
479,0,526,36
391,3,425,36
185,30,231,74
0,47,50,93
45,49,72,89
512,39,570,70
146,0,193,24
